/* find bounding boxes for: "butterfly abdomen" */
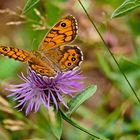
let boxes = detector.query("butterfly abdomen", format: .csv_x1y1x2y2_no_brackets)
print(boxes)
0,46,32,62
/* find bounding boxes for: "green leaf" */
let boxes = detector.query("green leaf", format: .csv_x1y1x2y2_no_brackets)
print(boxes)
119,58,140,72
22,0,40,14
111,0,140,18
49,110,63,140
136,135,140,140
67,85,97,117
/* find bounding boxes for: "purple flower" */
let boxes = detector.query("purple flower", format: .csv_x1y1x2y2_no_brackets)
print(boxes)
7,69,85,115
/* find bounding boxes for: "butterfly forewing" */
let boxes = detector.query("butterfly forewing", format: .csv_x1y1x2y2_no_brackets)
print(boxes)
39,15,78,51
0,46,32,62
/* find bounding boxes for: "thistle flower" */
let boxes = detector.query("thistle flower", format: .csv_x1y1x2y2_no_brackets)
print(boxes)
7,69,85,115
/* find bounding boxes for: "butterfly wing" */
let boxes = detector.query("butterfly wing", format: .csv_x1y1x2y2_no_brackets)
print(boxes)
0,45,57,77
0,46,32,62
0,15,81,77
39,15,78,51
29,63,57,77
43,45,83,72
39,15,83,73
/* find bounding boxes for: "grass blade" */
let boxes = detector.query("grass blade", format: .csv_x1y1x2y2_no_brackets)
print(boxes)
22,0,40,14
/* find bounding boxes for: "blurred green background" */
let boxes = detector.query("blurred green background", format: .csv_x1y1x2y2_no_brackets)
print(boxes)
0,0,140,139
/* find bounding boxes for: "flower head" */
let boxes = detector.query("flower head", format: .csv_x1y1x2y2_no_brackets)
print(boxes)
7,69,85,115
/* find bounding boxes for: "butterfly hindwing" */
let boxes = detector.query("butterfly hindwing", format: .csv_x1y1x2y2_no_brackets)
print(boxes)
59,45,83,71
29,63,57,77
44,45,83,72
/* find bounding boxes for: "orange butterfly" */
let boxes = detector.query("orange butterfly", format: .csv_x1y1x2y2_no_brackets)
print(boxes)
0,15,83,77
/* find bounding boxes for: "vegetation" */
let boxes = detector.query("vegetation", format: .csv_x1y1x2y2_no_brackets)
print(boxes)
0,0,140,139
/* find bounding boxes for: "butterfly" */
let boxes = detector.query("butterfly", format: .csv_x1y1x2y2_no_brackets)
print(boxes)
0,15,83,77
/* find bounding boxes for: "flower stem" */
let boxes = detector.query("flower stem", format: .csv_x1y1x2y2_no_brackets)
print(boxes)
77,0,140,103
59,109,109,140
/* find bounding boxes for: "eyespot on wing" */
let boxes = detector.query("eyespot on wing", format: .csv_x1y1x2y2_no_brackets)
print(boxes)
59,45,83,71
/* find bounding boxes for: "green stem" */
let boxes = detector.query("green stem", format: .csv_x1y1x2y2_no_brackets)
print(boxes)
78,0,140,103
60,109,109,140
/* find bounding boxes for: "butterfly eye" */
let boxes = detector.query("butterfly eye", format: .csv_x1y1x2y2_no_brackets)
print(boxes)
61,22,66,27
